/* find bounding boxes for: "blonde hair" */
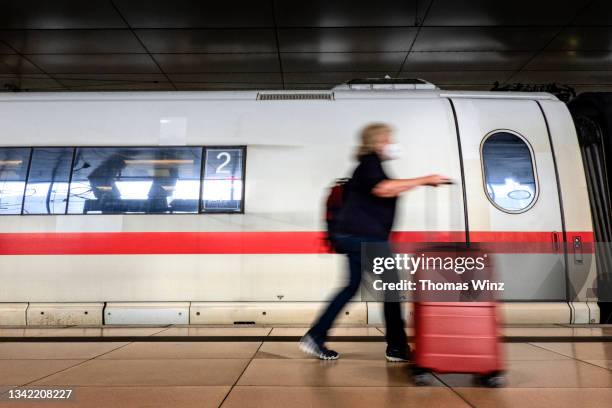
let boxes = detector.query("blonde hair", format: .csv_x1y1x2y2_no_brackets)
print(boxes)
356,123,393,159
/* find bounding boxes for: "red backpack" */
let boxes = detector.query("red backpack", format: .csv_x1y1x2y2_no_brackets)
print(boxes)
324,178,350,251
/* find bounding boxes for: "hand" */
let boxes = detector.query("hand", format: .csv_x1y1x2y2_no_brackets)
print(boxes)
423,174,452,187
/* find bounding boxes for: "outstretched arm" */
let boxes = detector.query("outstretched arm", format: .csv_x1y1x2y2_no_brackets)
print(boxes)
372,174,451,197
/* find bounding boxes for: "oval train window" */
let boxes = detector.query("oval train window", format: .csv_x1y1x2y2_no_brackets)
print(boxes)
481,131,537,213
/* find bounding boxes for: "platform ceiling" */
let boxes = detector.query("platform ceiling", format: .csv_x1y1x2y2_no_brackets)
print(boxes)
0,0,610,92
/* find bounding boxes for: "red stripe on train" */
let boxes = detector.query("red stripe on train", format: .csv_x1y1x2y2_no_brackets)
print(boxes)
0,231,594,255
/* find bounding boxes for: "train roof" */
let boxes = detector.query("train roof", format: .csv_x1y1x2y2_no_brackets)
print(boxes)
0,89,559,102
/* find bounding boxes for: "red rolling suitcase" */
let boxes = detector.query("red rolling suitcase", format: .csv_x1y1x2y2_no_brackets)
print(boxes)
412,298,505,386
410,186,505,387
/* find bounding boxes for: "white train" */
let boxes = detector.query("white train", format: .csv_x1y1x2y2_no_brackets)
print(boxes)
0,80,600,326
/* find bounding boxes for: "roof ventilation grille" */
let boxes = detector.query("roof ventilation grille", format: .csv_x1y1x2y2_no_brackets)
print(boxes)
257,92,334,101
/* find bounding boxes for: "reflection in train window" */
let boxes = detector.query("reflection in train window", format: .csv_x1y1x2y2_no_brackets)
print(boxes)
67,147,203,214
23,147,74,214
0,147,31,215
481,131,537,213
201,148,244,212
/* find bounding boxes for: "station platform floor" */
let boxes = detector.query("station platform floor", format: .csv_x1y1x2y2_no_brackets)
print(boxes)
0,325,611,407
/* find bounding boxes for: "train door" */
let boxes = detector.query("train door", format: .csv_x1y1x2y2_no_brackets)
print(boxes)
450,98,567,301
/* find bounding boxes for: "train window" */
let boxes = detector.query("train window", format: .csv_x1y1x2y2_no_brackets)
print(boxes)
0,147,31,215
481,131,537,213
201,147,245,212
67,147,203,214
23,147,74,214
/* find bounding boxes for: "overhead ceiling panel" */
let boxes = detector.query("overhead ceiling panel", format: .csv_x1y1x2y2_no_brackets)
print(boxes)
403,51,533,71
0,30,145,54
136,29,278,53
0,55,42,74
425,0,590,26
413,27,558,52
548,27,612,51
273,0,419,27
0,41,16,54
114,0,274,28
283,71,390,84
571,0,612,26
0,0,126,29
526,51,612,71
278,28,417,52
154,53,280,73
512,70,612,84
169,72,282,84
26,54,161,74
281,52,405,72
0,0,609,92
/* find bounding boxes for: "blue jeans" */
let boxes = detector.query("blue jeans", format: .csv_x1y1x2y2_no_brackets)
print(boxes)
308,234,408,349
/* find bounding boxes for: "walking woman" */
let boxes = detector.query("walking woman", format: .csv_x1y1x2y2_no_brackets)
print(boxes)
300,123,449,360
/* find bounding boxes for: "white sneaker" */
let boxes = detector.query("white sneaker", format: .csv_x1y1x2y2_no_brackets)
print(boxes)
299,334,339,360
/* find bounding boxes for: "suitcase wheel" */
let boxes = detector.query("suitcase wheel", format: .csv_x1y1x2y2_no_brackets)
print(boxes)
414,373,433,386
411,366,433,386
474,372,505,388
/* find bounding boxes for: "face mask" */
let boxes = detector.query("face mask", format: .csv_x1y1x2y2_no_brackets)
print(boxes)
382,143,403,160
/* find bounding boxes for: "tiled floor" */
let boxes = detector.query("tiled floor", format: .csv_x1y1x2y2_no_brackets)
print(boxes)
0,327,611,407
